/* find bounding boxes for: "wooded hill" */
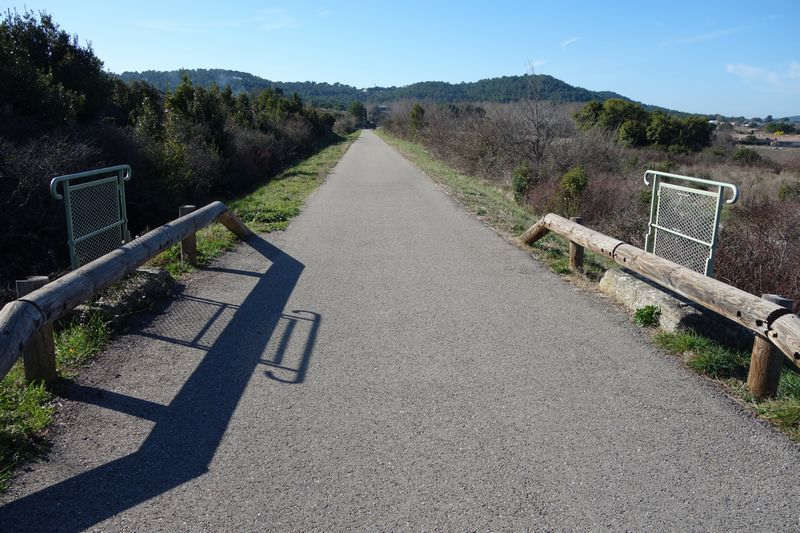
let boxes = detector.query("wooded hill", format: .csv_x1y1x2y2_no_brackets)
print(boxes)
119,69,633,109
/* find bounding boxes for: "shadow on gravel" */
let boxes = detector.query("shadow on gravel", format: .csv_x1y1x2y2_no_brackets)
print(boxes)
0,236,315,532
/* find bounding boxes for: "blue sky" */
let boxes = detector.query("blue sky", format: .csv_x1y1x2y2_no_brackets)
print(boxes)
4,0,798,117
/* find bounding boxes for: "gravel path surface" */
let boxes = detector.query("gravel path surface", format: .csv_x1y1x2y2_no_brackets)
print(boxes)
2,130,799,531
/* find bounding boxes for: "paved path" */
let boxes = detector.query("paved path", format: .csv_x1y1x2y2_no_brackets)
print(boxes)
2,130,800,531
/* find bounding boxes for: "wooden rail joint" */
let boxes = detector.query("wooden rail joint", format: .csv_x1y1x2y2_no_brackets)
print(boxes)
519,214,800,370
0,201,252,382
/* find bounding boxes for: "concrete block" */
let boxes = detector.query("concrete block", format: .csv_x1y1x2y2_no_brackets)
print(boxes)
599,268,753,348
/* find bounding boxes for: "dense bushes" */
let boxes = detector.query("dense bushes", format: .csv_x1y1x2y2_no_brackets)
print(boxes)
0,11,336,300
575,99,713,152
764,122,797,134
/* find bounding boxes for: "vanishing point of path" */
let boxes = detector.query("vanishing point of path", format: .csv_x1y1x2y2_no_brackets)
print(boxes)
2,130,799,531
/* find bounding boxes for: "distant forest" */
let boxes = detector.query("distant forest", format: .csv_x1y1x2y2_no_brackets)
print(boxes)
120,69,633,110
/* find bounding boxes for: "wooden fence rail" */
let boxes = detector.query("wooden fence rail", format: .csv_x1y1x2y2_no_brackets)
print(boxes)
520,213,800,394
0,201,251,380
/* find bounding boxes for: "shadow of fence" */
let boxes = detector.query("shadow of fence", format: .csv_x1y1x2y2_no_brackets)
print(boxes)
0,235,316,531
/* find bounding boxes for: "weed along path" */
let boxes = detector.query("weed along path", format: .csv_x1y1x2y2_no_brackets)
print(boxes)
2,130,800,530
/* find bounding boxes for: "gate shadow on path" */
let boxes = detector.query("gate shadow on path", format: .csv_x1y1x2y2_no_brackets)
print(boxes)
0,236,314,532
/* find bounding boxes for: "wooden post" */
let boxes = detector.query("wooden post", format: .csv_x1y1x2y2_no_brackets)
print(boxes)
747,294,793,399
569,216,584,273
179,205,197,265
217,210,253,239
15,276,57,384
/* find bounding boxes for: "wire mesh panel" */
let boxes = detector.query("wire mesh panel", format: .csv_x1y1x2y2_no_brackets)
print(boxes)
51,165,132,269
644,171,738,277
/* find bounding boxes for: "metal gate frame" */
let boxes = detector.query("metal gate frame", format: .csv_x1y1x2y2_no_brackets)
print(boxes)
643,170,738,276
50,164,132,269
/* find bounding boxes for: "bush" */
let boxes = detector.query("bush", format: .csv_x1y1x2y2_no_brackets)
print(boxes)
617,119,646,147
410,104,425,131
574,100,711,152
634,305,661,327
778,179,800,201
512,162,533,202
559,165,588,216
732,147,762,165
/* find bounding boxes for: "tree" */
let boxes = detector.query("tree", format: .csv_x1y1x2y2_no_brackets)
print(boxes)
410,103,425,131
617,119,647,147
574,101,603,130
559,165,588,216
596,99,647,131
646,112,680,147
678,116,713,151
0,10,109,128
348,101,367,126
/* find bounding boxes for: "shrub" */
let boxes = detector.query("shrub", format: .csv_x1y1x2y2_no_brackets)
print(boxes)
512,162,533,202
410,104,425,131
348,101,367,127
617,119,647,147
634,305,661,327
778,179,800,201
732,147,762,165
559,165,588,216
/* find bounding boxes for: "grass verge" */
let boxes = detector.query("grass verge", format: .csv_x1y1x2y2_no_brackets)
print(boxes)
655,330,800,440
150,131,359,276
0,310,112,489
0,131,358,490
375,129,610,279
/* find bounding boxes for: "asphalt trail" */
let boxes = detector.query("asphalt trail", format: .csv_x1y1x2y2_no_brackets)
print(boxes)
2,130,799,531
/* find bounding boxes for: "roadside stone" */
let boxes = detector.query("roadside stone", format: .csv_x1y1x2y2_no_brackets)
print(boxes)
72,267,174,322
599,268,753,348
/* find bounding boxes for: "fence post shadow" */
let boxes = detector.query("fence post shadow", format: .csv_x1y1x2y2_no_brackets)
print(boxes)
0,235,312,532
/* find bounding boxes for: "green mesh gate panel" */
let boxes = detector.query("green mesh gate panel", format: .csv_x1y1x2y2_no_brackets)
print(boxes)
643,170,738,277
50,165,132,269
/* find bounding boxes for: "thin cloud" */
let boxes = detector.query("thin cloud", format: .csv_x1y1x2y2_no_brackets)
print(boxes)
726,63,766,80
136,8,299,34
255,8,299,31
726,62,800,91
661,26,744,46
560,37,579,48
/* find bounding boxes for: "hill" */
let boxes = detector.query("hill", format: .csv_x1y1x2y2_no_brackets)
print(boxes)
118,69,633,109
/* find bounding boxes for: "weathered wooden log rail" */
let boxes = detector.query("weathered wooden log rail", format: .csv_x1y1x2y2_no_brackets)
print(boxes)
521,213,800,397
0,201,251,381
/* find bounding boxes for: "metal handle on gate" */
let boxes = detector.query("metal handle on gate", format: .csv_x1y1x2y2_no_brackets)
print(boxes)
50,164,132,200
643,170,739,204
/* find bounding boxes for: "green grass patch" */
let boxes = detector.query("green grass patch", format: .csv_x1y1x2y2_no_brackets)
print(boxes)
150,131,358,276
0,132,358,491
0,310,109,490
375,129,612,278
634,305,661,327
54,312,111,371
656,329,800,440
0,366,54,491
654,331,749,378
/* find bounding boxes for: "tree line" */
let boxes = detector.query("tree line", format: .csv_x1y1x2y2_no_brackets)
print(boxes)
121,69,661,110
0,10,339,298
574,99,713,152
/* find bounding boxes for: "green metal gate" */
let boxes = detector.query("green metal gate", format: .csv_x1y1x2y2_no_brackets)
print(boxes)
643,170,738,276
50,165,132,269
